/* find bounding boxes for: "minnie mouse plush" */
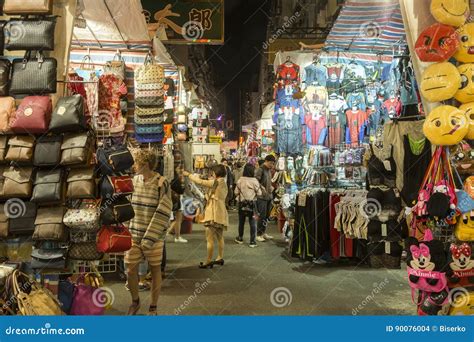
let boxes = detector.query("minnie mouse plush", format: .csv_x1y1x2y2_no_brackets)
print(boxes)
447,243,474,288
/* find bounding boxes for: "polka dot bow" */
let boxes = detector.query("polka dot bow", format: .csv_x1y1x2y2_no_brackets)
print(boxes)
450,243,472,259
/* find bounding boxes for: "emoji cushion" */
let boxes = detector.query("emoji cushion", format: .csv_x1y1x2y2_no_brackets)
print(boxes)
431,0,469,27
455,211,474,241
420,62,461,102
455,64,474,103
415,23,459,62
454,23,474,62
423,105,469,145
459,102,474,139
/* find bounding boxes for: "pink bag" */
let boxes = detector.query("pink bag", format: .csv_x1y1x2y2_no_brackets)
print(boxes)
10,96,52,133
69,276,105,316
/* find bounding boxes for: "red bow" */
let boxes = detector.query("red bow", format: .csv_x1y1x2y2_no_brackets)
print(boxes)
410,243,430,259
450,243,471,259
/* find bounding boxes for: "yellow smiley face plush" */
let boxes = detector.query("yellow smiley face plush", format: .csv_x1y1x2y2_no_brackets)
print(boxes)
420,62,461,102
455,64,474,103
431,0,469,27
459,102,474,139
423,105,469,145
454,23,474,62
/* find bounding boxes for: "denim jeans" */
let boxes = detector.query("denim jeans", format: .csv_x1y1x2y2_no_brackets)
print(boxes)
238,209,257,243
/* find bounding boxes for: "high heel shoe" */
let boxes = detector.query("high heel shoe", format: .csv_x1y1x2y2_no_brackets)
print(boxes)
213,259,224,266
199,261,214,269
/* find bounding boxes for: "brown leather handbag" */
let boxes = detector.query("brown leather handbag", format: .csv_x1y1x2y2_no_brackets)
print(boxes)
66,168,96,199
0,97,15,132
5,135,35,163
3,167,33,198
60,131,94,166
0,204,8,239
0,136,7,163
32,207,66,241
3,0,53,15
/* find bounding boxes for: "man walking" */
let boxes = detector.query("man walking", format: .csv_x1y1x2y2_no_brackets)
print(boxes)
255,155,275,242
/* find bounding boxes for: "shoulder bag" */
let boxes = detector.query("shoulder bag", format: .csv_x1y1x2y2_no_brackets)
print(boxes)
5,17,56,51
5,135,35,163
49,94,86,133
3,0,53,14
60,131,94,166
31,169,64,204
0,136,7,163
135,53,164,84
100,175,134,199
10,270,64,315
104,52,126,80
70,274,105,316
30,248,67,270
0,97,16,132
33,135,62,166
10,96,52,133
63,207,100,231
96,145,134,175
66,168,96,199
8,202,37,236
0,59,10,96
100,196,135,224
96,224,132,253
68,242,103,261
3,166,33,198
10,52,57,95
32,207,66,241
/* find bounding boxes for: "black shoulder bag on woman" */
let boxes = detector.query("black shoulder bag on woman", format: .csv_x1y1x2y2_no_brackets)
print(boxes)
236,184,258,215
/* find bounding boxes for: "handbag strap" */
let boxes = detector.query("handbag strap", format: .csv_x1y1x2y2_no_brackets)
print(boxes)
144,51,154,65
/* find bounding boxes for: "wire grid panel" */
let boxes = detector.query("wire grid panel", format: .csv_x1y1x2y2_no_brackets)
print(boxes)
71,254,120,274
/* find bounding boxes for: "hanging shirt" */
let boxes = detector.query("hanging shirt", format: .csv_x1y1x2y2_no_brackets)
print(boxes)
276,62,300,86
382,98,401,119
364,62,381,81
328,94,348,114
346,92,367,111
341,62,367,81
305,86,328,107
326,63,344,82
345,109,368,144
305,113,327,146
304,63,327,86
328,113,347,148
365,83,380,107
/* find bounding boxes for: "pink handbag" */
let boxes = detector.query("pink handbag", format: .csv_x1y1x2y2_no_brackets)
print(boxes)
69,275,105,316
10,96,52,133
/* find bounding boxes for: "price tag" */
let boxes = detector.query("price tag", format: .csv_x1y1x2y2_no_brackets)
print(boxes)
383,160,392,171
381,223,387,237
385,242,391,254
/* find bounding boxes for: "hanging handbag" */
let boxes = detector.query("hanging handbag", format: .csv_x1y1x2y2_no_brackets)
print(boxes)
0,59,10,96
135,53,164,84
30,248,67,270
96,224,132,253
3,166,33,198
31,169,64,204
69,274,105,316
8,202,37,236
96,145,134,175
68,242,103,261
100,175,134,199
100,196,135,224
135,124,164,135
3,0,53,15
0,97,15,132
135,94,164,107
0,136,7,163
32,207,66,241
135,105,164,117
10,52,57,95
10,96,52,133
66,168,96,199
5,135,35,163
33,135,62,166
58,279,75,314
134,131,164,143
63,207,100,231
134,113,163,125
49,94,86,133
10,270,64,316
60,131,94,166
4,17,56,51
0,204,7,239
104,53,126,80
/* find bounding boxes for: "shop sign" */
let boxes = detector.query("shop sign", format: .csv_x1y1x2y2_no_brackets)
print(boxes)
143,0,224,44
209,136,222,143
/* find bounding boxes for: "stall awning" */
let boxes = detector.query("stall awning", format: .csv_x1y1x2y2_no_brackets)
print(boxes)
325,0,405,54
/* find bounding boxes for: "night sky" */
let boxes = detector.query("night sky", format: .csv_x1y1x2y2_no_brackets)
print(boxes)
207,0,271,139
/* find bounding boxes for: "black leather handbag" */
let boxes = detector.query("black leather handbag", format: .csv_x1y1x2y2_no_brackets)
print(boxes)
8,202,37,236
30,248,67,270
49,94,87,133
10,52,57,95
4,17,56,51
100,196,135,224
0,21,6,54
97,145,134,175
0,58,10,96
31,169,64,204
33,135,62,166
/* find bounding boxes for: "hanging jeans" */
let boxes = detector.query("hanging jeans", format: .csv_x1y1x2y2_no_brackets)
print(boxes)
238,209,257,243
257,199,272,236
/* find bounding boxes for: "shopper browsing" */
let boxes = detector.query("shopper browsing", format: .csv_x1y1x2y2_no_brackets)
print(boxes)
126,150,172,315
255,155,276,242
168,166,187,243
183,165,229,269
234,163,262,247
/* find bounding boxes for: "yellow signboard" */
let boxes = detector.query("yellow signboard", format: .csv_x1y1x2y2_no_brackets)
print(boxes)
209,136,222,143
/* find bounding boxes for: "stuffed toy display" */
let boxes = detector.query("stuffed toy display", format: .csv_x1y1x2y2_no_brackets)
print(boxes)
459,102,474,139
447,242,474,287
455,64,474,103
415,23,460,62
420,62,461,102
430,0,470,27
423,106,469,145
454,23,474,63
455,211,474,241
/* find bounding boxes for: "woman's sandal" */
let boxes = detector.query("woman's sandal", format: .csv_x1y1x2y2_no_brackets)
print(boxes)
213,259,224,266
147,305,158,316
199,261,214,269
127,299,140,315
